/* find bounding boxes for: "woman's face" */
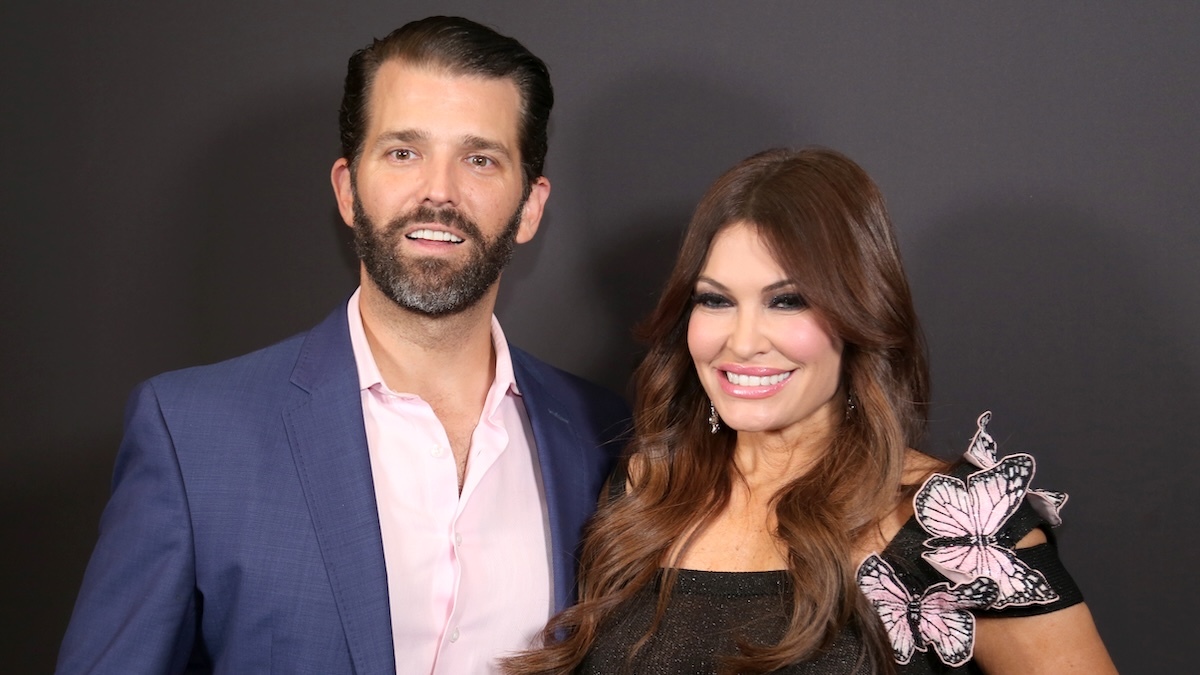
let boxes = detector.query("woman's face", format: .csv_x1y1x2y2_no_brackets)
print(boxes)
687,222,844,441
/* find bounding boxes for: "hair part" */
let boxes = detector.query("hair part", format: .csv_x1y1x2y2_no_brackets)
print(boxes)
338,16,554,190
505,148,929,674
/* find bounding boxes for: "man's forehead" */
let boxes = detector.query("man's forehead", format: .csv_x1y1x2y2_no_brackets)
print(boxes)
365,59,523,142
368,59,523,110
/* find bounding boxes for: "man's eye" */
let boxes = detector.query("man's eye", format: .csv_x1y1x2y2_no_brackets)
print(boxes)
389,149,413,161
693,292,732,309
468,155,494,168
769,293,807,310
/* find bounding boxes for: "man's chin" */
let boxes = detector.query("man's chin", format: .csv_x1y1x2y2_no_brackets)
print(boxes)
388,286,479,317
404,261,468,286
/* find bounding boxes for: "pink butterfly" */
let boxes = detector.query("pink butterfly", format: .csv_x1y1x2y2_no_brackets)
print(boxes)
857,553,998,667
963,411,1068,526
915,454,1059,608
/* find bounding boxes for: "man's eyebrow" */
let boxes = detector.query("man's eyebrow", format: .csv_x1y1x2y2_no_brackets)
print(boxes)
373,129,428,147
461,134,514,161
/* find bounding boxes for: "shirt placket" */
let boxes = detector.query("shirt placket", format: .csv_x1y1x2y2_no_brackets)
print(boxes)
433,405,509,671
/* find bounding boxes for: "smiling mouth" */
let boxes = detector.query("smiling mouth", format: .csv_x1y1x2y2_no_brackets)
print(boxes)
406,228,464,243
724,371,792,387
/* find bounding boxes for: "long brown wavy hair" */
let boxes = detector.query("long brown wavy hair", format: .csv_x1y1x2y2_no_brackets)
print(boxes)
505,148,930,674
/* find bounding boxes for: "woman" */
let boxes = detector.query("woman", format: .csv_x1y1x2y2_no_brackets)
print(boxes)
506,148,1115,673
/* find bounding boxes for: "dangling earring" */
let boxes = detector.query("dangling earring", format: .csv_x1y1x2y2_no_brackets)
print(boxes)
845,391,857,419
708,401,721,434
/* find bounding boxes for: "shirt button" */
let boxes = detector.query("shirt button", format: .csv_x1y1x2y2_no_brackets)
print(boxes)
454,533,462,546
431,445,444,457
449,627,460,643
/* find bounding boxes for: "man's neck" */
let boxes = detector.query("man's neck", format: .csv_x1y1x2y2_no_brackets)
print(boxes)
357,280,498,405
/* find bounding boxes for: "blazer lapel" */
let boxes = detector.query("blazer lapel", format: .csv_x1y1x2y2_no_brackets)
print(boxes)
512,353,604,614
284,307,394,674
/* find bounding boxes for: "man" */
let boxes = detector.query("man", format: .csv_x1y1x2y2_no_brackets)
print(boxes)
57,17,628,674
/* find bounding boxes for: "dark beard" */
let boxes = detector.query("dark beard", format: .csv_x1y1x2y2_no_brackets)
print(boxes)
351,196,523,317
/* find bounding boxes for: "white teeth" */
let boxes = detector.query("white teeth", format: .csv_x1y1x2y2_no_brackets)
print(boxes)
407,228,464,243
725,371,792,387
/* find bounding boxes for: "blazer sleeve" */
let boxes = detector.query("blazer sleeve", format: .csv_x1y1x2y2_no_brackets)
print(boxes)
57,380,198,674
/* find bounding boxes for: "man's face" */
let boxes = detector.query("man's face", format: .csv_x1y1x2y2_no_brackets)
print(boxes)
332,60,549,316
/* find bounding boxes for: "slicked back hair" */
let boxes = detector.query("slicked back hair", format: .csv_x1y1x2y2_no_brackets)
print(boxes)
338,16,554,191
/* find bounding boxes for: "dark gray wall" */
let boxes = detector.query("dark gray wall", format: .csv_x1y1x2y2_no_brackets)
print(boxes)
3,2,1196,671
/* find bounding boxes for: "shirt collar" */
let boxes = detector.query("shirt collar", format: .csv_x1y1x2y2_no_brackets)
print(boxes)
346,287,521,398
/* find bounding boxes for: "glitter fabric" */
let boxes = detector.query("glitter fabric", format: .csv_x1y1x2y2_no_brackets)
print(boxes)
577,569,872,674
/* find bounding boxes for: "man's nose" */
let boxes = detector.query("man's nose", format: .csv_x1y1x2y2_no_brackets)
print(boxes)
421,156,461,206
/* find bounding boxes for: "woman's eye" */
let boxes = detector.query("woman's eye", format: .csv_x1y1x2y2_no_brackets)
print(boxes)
769,293,807,310
693,292,732,309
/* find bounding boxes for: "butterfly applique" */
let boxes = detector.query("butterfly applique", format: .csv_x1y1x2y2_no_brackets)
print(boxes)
857,553,999,667
914,454,1059,608
963,411,1068,526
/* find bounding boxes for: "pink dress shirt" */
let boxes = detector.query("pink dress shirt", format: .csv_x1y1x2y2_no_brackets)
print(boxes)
347,290,552,674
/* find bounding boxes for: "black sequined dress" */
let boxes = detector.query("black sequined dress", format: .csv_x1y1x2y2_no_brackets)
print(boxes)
578,461,1083,674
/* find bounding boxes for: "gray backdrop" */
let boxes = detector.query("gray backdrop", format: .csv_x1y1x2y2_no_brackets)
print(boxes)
3,2,1196,672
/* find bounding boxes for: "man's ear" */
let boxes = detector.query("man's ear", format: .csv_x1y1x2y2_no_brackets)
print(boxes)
515,176,551,244
331,157,355,226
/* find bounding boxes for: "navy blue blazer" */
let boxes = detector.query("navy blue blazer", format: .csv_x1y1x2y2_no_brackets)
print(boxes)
57,305,629,674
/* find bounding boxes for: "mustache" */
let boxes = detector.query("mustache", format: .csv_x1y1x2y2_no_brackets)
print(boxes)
386,205,482,240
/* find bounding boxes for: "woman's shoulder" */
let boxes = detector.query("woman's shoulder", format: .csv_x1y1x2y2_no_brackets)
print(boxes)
864,449,946,548
857,412,1089,669
901,448,948,488
885,414,1063,563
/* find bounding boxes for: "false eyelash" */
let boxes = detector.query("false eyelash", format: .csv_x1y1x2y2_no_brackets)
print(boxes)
769,293,808,310
692,291,731,308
